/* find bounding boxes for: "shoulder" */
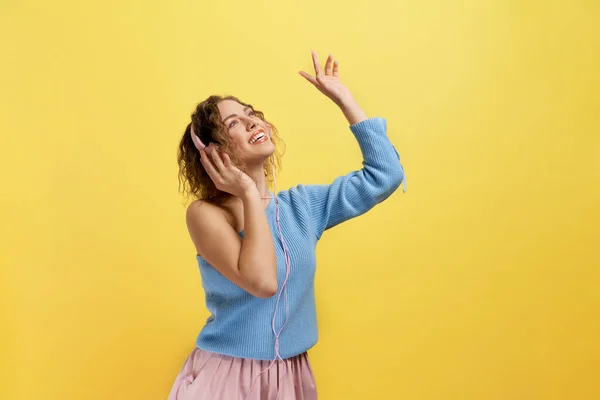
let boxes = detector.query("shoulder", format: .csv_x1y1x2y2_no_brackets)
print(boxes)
186,199,217,219
186,199,230,231
274,185,319,218
276,184,310,205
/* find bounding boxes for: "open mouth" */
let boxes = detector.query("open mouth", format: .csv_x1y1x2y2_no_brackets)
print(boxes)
248,130,268,145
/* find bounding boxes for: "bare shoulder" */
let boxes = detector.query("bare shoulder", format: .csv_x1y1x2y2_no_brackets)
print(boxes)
186,199,228,232
186,199,218,220
185,198,244,272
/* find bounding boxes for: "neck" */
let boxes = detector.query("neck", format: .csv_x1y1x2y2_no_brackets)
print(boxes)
246,163,270,199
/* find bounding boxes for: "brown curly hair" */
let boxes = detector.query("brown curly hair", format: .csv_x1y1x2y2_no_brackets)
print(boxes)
177,95,284,203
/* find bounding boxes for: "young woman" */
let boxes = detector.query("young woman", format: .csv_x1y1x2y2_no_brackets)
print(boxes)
170,50,405,400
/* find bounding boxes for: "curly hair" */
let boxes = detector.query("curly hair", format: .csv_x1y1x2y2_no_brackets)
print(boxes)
177,95,284,203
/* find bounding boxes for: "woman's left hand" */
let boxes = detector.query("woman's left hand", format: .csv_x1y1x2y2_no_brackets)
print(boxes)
299,50,355,107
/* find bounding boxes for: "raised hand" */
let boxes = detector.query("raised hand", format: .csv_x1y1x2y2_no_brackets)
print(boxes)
298,50,355,107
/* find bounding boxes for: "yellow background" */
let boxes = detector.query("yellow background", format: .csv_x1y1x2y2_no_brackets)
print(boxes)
1,1,599,399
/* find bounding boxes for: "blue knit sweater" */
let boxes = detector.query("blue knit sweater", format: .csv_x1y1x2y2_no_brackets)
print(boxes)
195,117,405,360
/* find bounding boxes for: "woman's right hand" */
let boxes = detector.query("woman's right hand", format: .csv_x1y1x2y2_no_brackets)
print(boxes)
200,144,256,198
188,142,278,298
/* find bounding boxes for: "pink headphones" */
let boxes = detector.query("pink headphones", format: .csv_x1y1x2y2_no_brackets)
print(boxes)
190,123,207,151
190,121,292,400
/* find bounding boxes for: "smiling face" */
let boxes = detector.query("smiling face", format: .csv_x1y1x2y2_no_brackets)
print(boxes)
217,99,275,165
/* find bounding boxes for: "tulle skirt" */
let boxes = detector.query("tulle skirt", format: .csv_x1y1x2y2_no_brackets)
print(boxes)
168,348,318,400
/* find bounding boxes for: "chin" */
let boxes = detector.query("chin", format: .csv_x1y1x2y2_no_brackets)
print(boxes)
240,139,275,163
254,141,276,155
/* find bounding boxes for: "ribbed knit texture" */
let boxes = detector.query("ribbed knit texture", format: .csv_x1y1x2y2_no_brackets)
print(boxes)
195,117,405,360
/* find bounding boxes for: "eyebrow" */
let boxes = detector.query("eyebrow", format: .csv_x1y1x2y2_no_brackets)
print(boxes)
222,106,251,123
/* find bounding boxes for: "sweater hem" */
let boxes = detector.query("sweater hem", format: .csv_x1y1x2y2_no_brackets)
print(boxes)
194,340,318,361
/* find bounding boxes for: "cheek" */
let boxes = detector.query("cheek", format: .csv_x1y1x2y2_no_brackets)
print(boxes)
230,132,248,147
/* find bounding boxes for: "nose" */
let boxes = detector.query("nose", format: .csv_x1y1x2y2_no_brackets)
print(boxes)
245,116,259,130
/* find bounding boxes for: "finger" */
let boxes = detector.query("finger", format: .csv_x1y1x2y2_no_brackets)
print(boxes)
209,145,226,171
324,54,333,75
333,59,339,77
298,70,319,86
221,152,233,169
200,150,219,180
311,50,323,79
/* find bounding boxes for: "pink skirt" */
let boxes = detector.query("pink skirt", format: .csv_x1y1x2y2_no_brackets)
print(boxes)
168,348,318,400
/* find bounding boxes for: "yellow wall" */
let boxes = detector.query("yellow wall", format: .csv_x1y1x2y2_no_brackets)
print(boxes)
2,1,599,399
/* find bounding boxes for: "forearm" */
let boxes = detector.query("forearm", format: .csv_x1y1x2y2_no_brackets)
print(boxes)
300,115,405,238
237,187,278,296
340,98,404,195
338,96,368,125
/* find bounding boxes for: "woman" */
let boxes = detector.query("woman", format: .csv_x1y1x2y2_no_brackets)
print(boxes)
170,50,406,400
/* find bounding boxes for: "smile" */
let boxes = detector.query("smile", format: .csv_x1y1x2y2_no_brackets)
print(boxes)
248,130,268,145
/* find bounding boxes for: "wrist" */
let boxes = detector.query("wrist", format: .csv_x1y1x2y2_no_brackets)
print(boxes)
340,100,368,125
239,185,260,202
336,94,356,109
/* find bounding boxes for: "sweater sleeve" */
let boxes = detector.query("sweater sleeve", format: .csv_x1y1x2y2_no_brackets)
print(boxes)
297,117,406,240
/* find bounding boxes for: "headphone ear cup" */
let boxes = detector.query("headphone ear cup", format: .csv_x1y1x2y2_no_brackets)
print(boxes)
190,124,207,151
191,133,207,151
